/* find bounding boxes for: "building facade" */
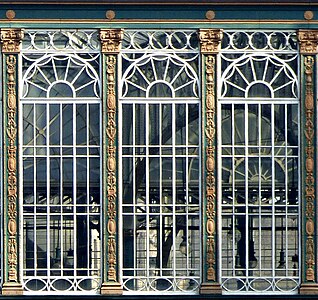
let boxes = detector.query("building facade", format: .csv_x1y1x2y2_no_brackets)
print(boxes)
0,0,317,298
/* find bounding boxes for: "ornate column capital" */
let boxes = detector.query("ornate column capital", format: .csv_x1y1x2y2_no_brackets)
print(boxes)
199,29,223,54
99,29,124,54
0,28,24,54
297,29,318,55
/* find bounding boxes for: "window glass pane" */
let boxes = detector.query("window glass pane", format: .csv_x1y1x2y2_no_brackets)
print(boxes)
120,30,200,293
21,30,101,293
220,30,299,293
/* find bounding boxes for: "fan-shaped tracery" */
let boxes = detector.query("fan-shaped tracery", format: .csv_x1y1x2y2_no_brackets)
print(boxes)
121,53,199,98
120,30,200,294
21,32,101,294
219,30,300,295
221,54,298,99
22,53,100,99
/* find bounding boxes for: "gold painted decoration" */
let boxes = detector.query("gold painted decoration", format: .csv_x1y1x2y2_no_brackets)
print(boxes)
6,10,16,20
100,29,124,287
6,55,18,282
106,54,118,282
106,10,116,21
1,29,24,53
205,10,216,20
304,55,315,282
304,10,314,21
199,29,223,54
297,30,318,55
205,55,217,281
100,29,124,54
199,29,222,284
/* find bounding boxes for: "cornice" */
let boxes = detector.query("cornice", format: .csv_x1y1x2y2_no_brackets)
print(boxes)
0,0,317,5
2,19,318,25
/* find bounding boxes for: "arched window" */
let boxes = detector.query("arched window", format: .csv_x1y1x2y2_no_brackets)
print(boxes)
119,30,201,294
219,31,300,294
21,30,101,293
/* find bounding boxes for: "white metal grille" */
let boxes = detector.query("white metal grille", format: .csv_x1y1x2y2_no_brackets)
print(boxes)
219,31,300,294
20,30,101,294
120,30,201,294
22,30,100,52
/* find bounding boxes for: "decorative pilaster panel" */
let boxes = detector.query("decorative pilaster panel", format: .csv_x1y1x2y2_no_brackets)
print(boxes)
297,29,318,295
99,28,124,295
199,29,223,295
1,28,24,295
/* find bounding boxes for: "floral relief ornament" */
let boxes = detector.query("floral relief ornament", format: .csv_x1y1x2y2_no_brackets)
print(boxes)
0,29,24,53
100,29,124,54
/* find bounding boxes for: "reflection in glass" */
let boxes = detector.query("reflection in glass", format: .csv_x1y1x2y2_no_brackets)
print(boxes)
220,31,299,293
22,42,101,292
121,31,200,293
221,89,299,293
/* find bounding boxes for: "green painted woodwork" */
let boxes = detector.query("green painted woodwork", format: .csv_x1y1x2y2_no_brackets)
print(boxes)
0,4,316,25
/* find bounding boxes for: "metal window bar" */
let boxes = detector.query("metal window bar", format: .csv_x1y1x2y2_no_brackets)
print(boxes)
20,34,102,294
218,30,300,293
120,31,200,294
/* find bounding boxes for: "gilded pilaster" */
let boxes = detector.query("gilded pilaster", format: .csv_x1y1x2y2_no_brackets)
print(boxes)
199,29,223,295
297,29,318,295
0,28,24,295
99,28,124,295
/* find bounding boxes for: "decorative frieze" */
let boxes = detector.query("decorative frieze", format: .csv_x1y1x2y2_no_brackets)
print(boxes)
0,29,24,53
297,30,318,55
100,29,124,54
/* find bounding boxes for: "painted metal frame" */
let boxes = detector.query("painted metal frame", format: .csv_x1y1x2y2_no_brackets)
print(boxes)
119,29,201,294
218,30,300,294
20,29,102,294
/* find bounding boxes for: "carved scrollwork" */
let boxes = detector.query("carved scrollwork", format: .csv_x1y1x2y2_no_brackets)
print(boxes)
304,56,315,281
1,29,24,53
199,29,222,285
297,30,318,55
199,29,223,54
205,55,217,281
6,55,18,282
106,54,118,282
100,29,124,54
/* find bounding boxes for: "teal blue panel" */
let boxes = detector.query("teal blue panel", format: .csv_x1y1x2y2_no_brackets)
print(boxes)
0,4,317,21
